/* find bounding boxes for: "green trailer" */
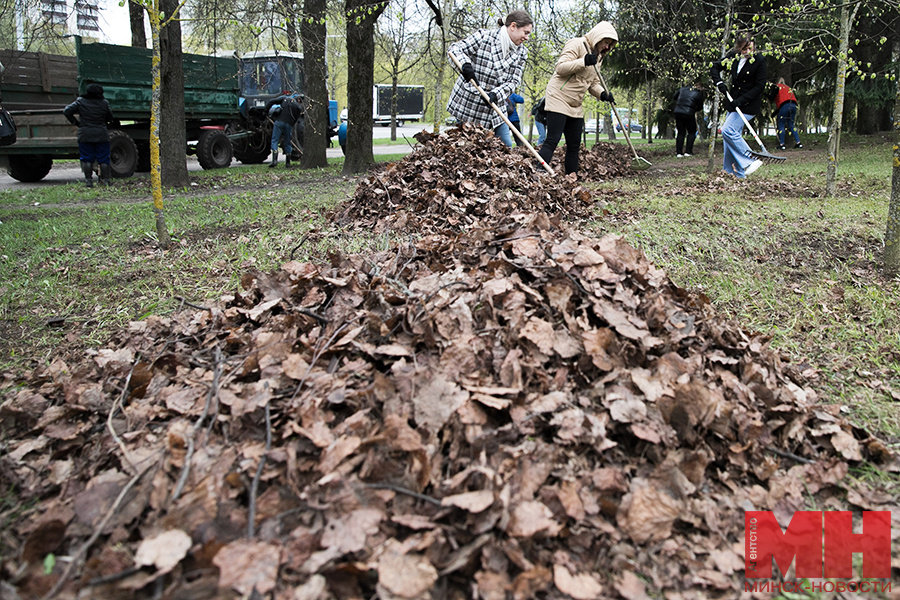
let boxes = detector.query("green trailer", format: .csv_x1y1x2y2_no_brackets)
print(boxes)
0,37,290,182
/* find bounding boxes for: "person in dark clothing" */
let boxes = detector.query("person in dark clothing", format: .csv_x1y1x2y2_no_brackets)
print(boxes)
768,78,802,150
265,92,303,168
710,32,767,178
63,83,115,187
505,92,525,146
672,81,705,157
530,99,547,146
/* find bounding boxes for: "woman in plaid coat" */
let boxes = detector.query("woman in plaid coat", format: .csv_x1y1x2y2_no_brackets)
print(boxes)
447,11,533,141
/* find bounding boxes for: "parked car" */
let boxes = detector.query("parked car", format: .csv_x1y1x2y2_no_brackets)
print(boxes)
583,118,604,133
613,108,642,133
615,122,643,133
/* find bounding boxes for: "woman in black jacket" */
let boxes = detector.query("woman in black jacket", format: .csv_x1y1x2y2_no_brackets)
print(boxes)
710,32,767,178
672,81,705,157
64,84,115,187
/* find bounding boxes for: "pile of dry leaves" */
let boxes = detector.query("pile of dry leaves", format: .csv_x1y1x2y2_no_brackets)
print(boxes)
2,212,897,600
329,124,633,236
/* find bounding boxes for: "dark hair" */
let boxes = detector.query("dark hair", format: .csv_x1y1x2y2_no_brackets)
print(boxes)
85,83,104,99
733,32,753,52
499,10,532,28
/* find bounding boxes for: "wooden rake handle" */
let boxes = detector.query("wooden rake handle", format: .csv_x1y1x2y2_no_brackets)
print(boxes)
448,52,555,176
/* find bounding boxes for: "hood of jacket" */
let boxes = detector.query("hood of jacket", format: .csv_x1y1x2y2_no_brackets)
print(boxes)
584,21,618,52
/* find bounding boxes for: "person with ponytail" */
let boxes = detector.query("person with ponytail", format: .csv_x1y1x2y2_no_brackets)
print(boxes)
447,11,533,145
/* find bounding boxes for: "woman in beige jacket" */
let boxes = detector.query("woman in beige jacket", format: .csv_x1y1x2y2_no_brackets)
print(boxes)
537,21,618,175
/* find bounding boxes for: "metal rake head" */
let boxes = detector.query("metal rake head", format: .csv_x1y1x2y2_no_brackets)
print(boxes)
747,148,786,164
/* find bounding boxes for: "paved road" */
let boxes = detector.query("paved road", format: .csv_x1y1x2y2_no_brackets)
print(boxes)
0,125,426,191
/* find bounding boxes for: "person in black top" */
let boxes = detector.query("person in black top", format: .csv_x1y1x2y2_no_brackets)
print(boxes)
64,83,115,187
710,32,767,178
672,81,705,157
265,92,303,168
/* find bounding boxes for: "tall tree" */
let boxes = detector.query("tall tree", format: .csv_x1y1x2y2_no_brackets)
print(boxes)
376,0,426,140
146,0,172,249
300,0,329,168
158,0,189,188
883,39,900,275
130,0,147,47
342,0,388,174
825,0,860,197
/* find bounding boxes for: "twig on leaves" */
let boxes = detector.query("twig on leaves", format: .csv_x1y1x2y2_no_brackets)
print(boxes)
106,362,138,473
363,483,442,506
540,242,591,297
174,296,211,312
41,456,158,600
289,232,311,260
247,403,272,538
172,346,223,503
289,321,352,402
766,446,815,465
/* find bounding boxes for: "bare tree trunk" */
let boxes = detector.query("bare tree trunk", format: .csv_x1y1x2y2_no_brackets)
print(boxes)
884,39,900,276
159,0,189,188
149,5,170,250
129,1,146,48
342,0,386,175
707,0,733,175
826,1,859,197
431,0,452,135
299,0,328,169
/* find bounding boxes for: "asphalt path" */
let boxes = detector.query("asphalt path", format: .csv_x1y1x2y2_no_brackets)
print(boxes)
0,123,430,191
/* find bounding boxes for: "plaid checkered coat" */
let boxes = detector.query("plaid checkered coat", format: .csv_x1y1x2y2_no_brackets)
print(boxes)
447,28,528,130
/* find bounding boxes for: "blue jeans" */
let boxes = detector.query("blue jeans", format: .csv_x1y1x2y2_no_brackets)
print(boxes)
494,122,513,147
722,110,756,178
271,120,293,153
777,102,800,146
78,141,110,164
535,121,546,146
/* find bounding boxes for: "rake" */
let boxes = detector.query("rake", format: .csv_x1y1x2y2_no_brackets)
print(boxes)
723,89,786,164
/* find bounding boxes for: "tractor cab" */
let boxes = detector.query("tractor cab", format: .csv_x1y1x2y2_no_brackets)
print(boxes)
235,51,306,114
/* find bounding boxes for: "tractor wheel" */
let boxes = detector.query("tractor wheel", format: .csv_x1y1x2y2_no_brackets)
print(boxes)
109,130,138,178
6,154,53,182
197,129,233,170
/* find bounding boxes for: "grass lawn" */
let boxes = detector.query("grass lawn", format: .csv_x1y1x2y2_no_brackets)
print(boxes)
2,131,899,454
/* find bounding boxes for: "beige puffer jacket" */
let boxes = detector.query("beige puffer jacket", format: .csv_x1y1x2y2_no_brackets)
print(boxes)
544,22,619,118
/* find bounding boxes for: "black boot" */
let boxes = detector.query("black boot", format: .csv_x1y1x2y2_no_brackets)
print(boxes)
99,163,111,186
81,161,94,188
269,151,278,168
284,153,291,168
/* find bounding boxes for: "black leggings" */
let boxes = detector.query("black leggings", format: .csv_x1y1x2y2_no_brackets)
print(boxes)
674,113,697,154
538,111,584,174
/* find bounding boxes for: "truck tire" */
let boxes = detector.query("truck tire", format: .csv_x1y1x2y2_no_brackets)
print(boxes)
6,154,53,182
197,129,233,170
135,140,151,173
109,130,138,178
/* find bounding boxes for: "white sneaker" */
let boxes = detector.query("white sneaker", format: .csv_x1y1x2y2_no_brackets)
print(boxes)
745,159,764,176
683,153,692,157
676,154,684,158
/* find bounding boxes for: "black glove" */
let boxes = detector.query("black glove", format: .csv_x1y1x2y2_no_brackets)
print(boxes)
461,62,478,86
723,99,735,112
599,91,615,104
485,91,499,107
584,53,598,67
71,120,80,127
715,81,728,95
